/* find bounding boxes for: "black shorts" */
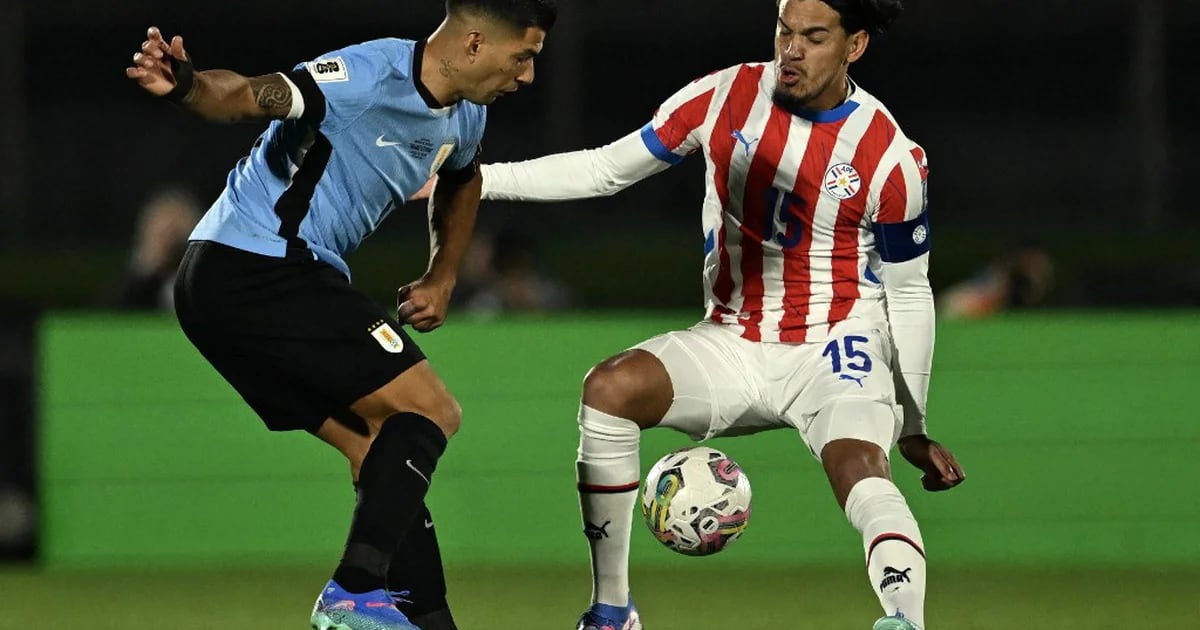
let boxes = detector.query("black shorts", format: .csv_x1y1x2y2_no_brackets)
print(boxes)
174,241,427,432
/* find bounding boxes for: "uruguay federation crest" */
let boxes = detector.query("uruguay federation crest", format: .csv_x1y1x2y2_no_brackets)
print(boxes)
368,320,405,354
429,142,457,177
823,162,862,200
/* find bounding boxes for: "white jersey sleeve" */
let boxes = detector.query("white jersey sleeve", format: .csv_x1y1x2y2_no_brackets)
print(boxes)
872,145,935,437
480,130,667,201
480,70,723,202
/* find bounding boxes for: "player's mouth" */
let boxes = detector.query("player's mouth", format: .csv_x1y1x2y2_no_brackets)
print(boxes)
778,65,804,87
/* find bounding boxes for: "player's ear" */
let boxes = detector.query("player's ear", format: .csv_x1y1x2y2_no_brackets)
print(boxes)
464,30,484,64
846,30,869,64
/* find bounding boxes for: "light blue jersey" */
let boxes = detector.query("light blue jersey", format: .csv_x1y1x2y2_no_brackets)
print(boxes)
191,39,486,278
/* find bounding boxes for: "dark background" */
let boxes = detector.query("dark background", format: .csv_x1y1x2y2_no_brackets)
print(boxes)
0,0,1196,309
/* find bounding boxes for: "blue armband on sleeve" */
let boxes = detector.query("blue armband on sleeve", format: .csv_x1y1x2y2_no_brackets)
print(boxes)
873,210,931,263
640,123,685,166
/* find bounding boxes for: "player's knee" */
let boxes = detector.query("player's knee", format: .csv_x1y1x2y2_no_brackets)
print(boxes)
810,399,899,506
821,438,891,508
580,352,667,426
581,359,634,409
822,438,888,475
425,394,462,438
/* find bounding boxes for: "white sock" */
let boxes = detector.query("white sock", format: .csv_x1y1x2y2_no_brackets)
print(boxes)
576,404,642,608
845,477,927,629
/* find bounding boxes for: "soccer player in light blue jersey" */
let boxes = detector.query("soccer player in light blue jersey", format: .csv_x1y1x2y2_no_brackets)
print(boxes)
126,2,556,629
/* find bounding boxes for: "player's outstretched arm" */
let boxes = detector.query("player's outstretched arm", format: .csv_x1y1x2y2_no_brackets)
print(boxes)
471,68,719,204
480,129,672,202
126,27,297,123
397,169,483,333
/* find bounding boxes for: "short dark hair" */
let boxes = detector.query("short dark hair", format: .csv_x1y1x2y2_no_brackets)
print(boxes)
447,0,558,31
814,0,904,36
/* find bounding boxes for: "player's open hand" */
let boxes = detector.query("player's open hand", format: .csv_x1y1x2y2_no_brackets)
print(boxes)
898,434,964,492
125,27,189,96
396,277,454,333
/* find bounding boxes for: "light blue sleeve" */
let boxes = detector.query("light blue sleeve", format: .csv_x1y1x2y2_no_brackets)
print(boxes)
444,105,487,172
297,41,393,134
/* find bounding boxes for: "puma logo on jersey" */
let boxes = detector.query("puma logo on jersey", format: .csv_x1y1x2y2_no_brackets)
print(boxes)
839,374,866,388
731,129,759,156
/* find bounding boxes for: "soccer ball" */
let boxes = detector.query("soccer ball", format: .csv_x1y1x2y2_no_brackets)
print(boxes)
641,446,752,556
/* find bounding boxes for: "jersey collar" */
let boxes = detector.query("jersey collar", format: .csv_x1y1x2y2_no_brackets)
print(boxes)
412,39,449,111
784,77,860,123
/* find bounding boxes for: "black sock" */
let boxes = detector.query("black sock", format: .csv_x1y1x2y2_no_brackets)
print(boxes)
332,413,447,594
410,607,459,630
389,503,456,628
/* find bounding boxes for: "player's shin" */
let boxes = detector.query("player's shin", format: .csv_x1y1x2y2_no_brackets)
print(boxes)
388,503,457,629
845,477,927,629
576,404,642,608
333,413,447,594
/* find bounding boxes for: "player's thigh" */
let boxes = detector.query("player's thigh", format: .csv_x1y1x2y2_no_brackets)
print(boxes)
180,319,346,432
176,241,430,433
634,322,767,441
350,360,461,436
783,323,903,460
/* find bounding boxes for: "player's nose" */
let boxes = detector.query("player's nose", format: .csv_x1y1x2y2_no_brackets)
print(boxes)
517,60,535,85
781,37,804,60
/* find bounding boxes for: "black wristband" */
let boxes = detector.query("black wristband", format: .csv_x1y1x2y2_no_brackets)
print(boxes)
436,147,481,188
165,54,195,103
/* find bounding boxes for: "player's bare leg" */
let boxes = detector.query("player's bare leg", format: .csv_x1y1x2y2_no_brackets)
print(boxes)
822,437,926,630
574,349,670,630
311,360,461,630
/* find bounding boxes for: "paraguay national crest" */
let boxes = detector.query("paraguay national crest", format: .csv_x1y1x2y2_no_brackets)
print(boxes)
823,162,862,200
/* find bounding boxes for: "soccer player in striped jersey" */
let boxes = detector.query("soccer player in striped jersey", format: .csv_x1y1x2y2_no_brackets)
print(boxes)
126,2,556,629
479,1,963,628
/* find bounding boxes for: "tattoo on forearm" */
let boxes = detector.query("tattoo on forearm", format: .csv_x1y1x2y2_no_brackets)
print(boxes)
249,77,292,114
439,59,457,78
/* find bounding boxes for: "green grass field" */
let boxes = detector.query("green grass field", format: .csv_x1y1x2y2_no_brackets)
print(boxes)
4,564,1198,629
24,313,1200,629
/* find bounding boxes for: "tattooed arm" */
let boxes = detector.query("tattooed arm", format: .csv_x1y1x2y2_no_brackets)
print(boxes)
175,71,298,123
127,27,301,123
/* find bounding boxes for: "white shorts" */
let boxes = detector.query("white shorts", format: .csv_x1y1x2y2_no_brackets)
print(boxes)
633,320,903,460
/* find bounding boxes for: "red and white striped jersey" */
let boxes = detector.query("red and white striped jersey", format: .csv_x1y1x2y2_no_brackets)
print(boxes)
642,62,930,344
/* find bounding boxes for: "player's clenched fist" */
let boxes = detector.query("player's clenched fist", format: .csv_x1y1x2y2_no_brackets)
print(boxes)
125,26,191,99
898,434,965,492
397,278,455,333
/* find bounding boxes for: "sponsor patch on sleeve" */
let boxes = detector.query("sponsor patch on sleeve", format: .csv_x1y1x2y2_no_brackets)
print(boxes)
306,57,349,83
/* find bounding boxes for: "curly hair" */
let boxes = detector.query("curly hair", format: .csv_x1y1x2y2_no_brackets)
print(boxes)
780,0,904,36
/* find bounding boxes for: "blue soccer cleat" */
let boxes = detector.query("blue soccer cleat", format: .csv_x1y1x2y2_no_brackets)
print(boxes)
873,613,922,630
311,580,420,630
576,599,643,630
